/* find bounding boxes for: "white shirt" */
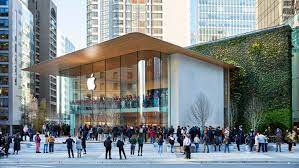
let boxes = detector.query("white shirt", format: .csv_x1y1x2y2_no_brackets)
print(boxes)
194,137,200,144
183,137,191,146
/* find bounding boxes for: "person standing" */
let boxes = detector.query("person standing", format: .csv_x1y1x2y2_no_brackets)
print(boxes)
257,133,265,152
137,134,144,156
183,135,191,159
275,129,282,152
149,128,155,144
48,135,55,153
76,137,82,158
157,135,164,156
286,130,294,152
64,135,75,158
82,135,87,154
116,138,126,159
224,136,230,153
235,133,241,152
34,133,41,153
104,136,112,159
168,134,175,153
193,134,200,153
23,125,28,141
129,135,137,155
43,134,49,153
203,133,210,153
177,135,183,153
13,134,21,155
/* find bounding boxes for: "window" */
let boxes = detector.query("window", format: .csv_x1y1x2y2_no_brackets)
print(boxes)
0,8,8,17
0,98,8,107
152,13,162,19
152,28,162,34
0,19,8,28
0,42,8,50
0,87,8,96
0,30,8,39
0,64,8,73
0,0,8,6
0,76,8,85
113,72,118,79
0,53,8,62
152,5,162,11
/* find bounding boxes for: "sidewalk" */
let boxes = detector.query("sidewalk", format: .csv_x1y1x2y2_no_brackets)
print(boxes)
1,141,299,165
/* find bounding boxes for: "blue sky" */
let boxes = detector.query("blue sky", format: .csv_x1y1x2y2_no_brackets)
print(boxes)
55,0,86,50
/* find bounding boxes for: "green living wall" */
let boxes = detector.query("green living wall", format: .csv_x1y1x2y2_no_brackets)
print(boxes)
190,25,292,131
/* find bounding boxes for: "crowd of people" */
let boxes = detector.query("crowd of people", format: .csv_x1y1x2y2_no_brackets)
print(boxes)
71,90,168,110
1,124,298,159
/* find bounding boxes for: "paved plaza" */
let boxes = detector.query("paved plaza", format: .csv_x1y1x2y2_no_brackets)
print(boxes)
1,136,299,167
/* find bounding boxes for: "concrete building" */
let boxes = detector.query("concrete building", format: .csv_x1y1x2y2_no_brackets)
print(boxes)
0,0,34,134
28,0,58,119
25,33,233,135
86,0,190,47
256,0,299,29
190,0,256,44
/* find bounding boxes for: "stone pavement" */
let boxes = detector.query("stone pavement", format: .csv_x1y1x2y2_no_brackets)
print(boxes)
1,136,299,165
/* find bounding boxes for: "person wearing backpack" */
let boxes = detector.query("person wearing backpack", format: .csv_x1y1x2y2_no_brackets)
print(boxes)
116,138,126,159
129,135,137,155
34,133,41,153
168,134,175,153
137,134,144,156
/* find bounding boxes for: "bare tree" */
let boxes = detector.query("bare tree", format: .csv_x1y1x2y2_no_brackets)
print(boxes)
244,96,263,130
189,92,211,127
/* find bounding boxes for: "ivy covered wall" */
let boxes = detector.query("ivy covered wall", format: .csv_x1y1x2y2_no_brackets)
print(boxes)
189,25,293,131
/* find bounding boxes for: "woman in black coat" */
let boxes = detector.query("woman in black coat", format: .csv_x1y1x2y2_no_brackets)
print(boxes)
81,136,87,154
13,134,21,155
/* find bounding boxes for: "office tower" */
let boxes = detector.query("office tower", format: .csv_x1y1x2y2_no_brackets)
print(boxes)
87,0,164,46
256,0,299,29
190,0,256,44
0,0,34,134
57,32,76,124
28,0,57,119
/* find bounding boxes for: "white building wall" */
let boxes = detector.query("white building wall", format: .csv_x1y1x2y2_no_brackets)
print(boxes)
170,53,224,128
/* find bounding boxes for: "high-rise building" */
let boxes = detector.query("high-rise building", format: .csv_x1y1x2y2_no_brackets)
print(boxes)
256,0,299,29
190,0,256,44
57,32,76,124
28,0,57,119
0,0,34,134
87,0,164,46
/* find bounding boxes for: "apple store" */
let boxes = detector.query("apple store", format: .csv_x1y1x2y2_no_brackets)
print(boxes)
24,33,233,134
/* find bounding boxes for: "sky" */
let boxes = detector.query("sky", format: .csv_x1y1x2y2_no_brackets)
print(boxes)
55,0,86,50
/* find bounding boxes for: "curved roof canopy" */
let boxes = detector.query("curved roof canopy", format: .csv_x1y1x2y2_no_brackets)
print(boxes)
23,32,234,76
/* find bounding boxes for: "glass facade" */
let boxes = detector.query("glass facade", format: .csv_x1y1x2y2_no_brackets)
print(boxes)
190,0,256,44
60,51,169,133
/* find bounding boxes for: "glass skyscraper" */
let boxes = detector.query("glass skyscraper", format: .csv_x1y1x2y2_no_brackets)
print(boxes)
190,0,256,44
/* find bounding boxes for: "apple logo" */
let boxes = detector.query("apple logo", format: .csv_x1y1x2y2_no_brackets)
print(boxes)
87,73,96,91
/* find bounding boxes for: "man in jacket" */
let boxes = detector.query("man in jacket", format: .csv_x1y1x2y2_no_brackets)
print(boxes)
64,135,75,158
116,138,126,159
104,136,112,159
